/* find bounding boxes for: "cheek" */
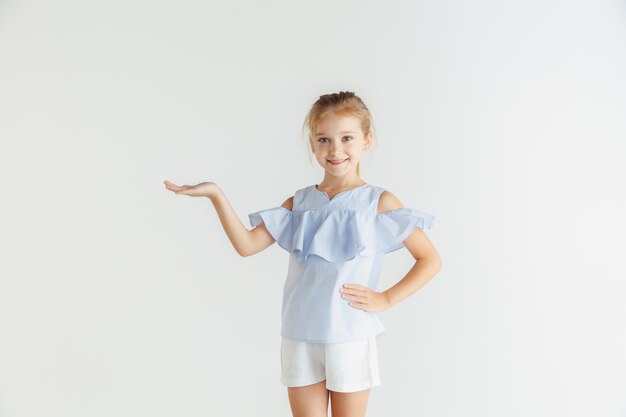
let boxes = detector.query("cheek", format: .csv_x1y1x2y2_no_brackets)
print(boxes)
345,143,363,154
313,151,327,161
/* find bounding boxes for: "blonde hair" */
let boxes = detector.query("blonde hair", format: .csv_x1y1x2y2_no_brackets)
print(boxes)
302,91,377,177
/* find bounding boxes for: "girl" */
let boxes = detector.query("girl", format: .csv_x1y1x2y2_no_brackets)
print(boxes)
164,91,442,417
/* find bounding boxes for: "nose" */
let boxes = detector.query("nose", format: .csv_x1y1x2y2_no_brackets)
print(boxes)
329,139,343,152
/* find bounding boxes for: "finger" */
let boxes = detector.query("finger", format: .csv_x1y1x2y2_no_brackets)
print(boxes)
340,287,369,298
349,287,369,296
342,292,368,302
165,181,185,192
164,180,181,188
343,284,366,292
348,301,368,310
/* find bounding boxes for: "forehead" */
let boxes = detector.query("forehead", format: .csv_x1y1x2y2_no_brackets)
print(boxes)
314,113,362,135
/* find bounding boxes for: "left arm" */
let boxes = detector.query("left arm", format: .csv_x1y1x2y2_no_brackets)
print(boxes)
382,224,442,308
380,190,442,308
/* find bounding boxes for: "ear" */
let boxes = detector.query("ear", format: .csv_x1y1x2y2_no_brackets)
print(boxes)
364,132,373,150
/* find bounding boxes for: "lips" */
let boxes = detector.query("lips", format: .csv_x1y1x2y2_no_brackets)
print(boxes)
328,158,348,165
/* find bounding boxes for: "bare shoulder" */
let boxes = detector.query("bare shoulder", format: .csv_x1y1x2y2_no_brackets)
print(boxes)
281,196,294,211
377,189,404,214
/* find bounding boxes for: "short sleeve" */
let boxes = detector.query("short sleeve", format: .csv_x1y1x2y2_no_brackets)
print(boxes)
248,207,293,249
375,208,435,254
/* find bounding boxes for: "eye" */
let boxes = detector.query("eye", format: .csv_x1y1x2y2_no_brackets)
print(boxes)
316,136,353,143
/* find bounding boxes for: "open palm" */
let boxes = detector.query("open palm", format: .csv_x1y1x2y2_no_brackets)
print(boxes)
163,180,219,198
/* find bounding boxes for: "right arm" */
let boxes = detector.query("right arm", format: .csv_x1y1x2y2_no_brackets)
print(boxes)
164,180,292,257
210,186,293,257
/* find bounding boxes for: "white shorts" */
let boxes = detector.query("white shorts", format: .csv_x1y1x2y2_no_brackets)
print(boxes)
280,336,381,393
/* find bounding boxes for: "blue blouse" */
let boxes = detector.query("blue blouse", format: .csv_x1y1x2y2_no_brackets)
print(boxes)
248,183,435,344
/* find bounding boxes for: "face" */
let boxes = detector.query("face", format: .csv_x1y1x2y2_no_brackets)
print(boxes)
310,113,372,178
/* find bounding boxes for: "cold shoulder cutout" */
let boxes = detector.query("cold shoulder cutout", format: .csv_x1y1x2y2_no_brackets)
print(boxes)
373,189,435,253
281,195,294,211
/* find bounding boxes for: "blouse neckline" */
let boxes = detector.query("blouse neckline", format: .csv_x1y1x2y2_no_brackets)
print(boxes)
314,183,369,202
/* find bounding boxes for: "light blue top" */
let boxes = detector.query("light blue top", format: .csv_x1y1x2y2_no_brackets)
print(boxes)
248,183,435,344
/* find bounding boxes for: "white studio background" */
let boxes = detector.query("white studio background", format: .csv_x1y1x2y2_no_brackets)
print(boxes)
1,0,625,416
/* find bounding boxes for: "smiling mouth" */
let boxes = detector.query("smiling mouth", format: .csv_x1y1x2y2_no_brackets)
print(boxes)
328,158,348,165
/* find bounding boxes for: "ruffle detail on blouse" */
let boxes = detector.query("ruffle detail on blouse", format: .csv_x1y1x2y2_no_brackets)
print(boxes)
248,207,294,251
249,208,373,262
248,207,435,262
375,208,435,254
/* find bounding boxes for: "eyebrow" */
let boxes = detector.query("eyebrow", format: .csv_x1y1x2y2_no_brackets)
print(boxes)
314,131,356,137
